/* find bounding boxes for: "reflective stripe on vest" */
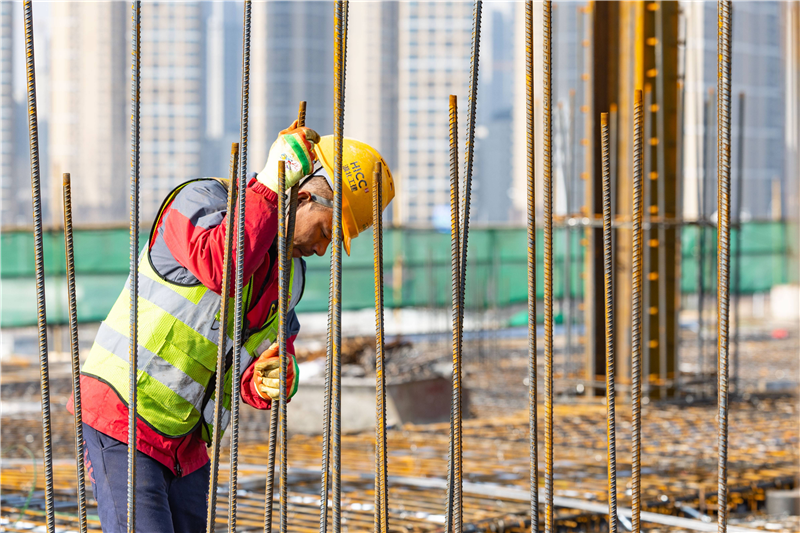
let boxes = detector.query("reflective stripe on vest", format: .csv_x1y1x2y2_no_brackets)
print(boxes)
81,179,304,441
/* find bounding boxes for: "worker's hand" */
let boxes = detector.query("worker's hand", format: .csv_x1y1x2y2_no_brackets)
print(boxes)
252,342,299,402
257,125,321,194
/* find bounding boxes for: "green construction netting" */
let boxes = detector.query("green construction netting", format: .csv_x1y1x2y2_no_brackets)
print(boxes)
1,222,794,328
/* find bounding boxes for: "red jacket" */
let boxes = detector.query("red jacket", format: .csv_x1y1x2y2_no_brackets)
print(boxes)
69,178,298,477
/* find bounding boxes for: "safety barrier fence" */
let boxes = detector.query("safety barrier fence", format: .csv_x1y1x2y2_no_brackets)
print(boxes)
14,1,742,532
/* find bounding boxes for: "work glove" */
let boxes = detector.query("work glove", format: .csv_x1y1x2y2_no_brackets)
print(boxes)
257,122,321,193
253,342,299,402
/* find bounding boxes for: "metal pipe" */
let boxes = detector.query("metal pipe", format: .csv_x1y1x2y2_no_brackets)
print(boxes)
329,3,349,532
23,1,53,530
631,90,644,533
127,2,142,531
600,113,618,533
654,0,669,400
525,3,538,532
229,0,252,529
62,174,88,533
372,161,389,533
733,93,745,396
716,2,733,531
543,1,554,532
207,144,239,533
445,94,462,533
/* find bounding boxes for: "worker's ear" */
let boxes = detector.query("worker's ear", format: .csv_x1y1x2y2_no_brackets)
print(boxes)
296,190,312,207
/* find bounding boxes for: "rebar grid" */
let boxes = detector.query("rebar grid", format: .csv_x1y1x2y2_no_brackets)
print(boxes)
208,143,240,533
445,94,462,533
716,2,733,532
600,113,618,533
372,161,389,533
543,1,555,532
631,90,644,533
62,174,88,533
229,0,253,529
524,2,538,531
22,3,53,531
127,2,142,532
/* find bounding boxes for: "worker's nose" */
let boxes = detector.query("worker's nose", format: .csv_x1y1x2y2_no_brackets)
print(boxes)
313,240,330,257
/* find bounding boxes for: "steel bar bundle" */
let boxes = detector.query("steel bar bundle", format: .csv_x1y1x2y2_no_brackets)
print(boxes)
321,3,349,532
22,1,54,531
630,91,645,533
373,160,389,533
543,1,555,532
127,2,142,532
600,113,618,533
716,2,733,532
206,144,240,532
524,2,538,532
229,0,253,529
62,174,89,533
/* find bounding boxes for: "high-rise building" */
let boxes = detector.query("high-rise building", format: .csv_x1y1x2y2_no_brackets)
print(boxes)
250,1,333,174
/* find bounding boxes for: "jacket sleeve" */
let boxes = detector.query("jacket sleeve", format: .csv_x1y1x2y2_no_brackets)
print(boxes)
160,179,279,295
240,334,297,410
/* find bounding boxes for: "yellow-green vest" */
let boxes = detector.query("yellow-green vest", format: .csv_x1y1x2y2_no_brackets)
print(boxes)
81,179,304,442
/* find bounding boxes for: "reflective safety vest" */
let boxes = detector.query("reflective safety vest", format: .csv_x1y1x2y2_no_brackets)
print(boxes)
81,179,304,443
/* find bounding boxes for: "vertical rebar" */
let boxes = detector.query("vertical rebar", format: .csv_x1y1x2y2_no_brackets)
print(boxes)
445,94,462,533
207,144,239,533
23,2,53,530
630,90,644,533
127,2,142,531
329,3,349,532
229,1,252,529
277,160,289,533
62,174,88,533
525,4,538,531
543,1,554,532
716,2,733,531
600,113,618,533
733,93,745,396
654,0,669,399
372,161,389,533
642,85,653,399
265,101,304,533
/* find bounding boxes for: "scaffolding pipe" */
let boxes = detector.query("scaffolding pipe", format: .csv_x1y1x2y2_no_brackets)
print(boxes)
630,90,644,533
62,174,88,533
372,160,389,533
524,3,538,532
22,2,53,531
127,2,142,531
600,113,618,533
445,94,462,533
716,2,733,531
229,0,252,529
207,144,239,533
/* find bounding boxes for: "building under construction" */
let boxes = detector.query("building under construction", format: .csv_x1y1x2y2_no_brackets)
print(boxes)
1,1,799,533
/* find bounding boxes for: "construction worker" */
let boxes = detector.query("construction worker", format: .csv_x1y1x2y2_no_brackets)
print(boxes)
67,124,395,533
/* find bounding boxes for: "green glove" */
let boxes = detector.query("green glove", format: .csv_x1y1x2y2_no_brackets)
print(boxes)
257,124,321,193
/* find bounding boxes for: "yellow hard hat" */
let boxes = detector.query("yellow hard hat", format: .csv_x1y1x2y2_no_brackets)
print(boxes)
313,136,395,255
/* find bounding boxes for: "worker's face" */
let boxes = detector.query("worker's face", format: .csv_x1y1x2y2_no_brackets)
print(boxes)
292,192,333,258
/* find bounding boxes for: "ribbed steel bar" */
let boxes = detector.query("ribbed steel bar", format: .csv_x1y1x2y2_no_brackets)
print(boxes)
207,143,239,533
62,174,88,533
543,1,554,532
654,0,669,400
524,3,538,531
229,0,252,529
732,93,745,396
127,2,142,531
328,2,349,532
372,161,389,533
716,2,733,532
263,406,278,533
445,94,461,533
22,2,53,531
630,90,644,533
600,113,618,533
277,160,289,533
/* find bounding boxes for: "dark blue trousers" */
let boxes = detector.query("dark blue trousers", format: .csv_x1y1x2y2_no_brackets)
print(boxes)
83,424,209,533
